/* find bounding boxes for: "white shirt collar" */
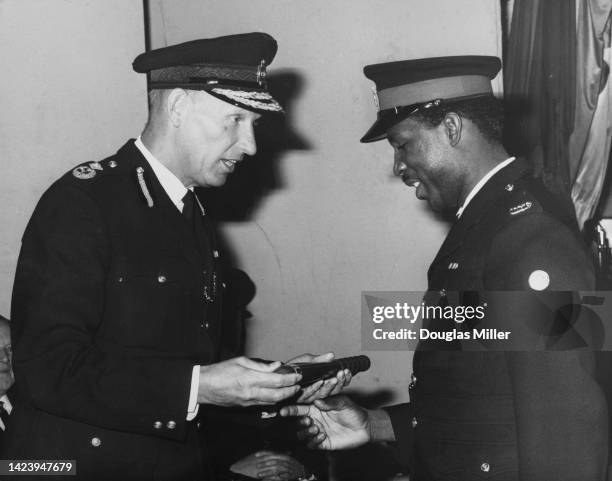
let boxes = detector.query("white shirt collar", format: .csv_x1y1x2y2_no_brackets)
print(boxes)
456,157,516,218
1,394,11,414
134,137,188,212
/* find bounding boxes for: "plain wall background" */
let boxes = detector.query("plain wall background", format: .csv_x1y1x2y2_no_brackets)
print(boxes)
1,0,502,405
0,0,147,316
149,0,502,403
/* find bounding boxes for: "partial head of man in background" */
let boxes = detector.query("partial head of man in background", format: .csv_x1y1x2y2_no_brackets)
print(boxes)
0,316,13,397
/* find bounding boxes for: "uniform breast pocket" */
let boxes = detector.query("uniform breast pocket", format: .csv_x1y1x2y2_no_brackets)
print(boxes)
432,440,518,481
101,258,193,348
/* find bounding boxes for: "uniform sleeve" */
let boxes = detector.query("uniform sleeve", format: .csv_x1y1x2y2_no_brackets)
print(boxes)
381,403,413,473
486,212,608,480
11,183,194,441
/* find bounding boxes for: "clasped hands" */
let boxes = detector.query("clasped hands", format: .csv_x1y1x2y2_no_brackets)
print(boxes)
197,353,351,406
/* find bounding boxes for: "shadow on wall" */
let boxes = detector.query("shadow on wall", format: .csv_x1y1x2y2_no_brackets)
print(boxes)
200,70,311,222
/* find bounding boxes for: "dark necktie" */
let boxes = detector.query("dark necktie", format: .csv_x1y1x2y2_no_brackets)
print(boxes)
182,190,218,303
182,190,198,229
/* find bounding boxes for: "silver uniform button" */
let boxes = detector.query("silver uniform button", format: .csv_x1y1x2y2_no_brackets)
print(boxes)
91,437,101,447
153,421,162,429
205,322,210,329
411,417,418,428
410,373,417,384
157,275,167,283
167,420,176,430
439,289,446,297
196,421,202,429
481,462,490,472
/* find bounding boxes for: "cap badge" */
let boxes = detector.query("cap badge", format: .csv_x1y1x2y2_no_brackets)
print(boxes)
257,60,267,87
371,87,380,111
73,165,96,180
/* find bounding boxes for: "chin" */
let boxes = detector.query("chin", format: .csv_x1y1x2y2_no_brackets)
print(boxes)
427,200,455,219
198,176,229,188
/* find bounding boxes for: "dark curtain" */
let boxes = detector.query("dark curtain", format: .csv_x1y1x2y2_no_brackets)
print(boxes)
505,0,612,227
504,0,577,204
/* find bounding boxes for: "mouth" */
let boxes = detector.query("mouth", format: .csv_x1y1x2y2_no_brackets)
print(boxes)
402,176,427,200
220,158,242,172
402,178,420,188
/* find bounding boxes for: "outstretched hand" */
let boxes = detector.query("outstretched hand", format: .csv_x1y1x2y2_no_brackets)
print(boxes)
280,395,370,450
197,356,301,406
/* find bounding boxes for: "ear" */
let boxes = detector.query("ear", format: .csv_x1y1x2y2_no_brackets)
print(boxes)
443,112,462,147
167,89,189,127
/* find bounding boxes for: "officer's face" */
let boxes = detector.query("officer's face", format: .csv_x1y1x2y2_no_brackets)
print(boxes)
387,116,463,214
176,91,260,188
0,322,14,395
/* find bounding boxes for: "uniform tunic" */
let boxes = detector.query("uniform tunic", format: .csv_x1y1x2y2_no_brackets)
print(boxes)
3,140,223,480
385,158,608,480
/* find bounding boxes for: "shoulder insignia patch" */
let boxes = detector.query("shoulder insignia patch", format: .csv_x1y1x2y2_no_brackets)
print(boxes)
509,201,532,216
528,270,550,290
72,165,96,180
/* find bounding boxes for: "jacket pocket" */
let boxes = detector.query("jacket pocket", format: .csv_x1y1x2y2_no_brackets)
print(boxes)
100,257,192,349
431,439,518,481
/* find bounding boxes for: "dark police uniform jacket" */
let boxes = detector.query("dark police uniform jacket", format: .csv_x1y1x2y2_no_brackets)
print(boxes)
384,158,608,480
3,140,223,480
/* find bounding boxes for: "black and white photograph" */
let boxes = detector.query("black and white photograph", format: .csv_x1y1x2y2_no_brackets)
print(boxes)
2,1,612,480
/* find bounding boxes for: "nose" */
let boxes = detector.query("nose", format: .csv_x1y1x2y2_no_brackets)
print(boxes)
393,155,407,177
239,123,257,157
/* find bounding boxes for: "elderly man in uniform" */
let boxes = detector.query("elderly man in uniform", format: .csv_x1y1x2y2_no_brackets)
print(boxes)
4,33,348,481
282,56,609,480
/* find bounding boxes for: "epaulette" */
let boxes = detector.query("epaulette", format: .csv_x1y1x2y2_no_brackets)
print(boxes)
67,157,121,183
500,177,544,219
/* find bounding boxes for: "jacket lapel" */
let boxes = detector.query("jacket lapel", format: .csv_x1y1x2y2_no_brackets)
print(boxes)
117,140,203,263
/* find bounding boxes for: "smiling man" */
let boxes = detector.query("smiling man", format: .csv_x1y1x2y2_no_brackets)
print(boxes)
282,56,608,480
3,33,350,481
